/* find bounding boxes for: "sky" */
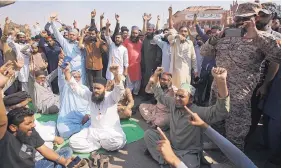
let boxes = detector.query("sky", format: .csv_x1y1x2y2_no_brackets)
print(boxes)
0,0,280,31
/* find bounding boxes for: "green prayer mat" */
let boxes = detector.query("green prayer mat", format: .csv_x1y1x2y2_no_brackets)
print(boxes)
35,113,144,158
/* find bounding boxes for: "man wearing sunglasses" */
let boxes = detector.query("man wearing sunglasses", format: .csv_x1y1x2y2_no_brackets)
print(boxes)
200,2,281,158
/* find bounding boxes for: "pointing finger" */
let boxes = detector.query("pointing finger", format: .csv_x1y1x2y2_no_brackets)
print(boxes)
157,127,168,141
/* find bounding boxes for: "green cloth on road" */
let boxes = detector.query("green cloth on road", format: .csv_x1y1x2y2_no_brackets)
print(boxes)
35,113,144,158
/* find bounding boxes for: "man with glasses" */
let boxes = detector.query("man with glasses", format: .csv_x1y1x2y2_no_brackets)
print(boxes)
200,3,281,158
27,69,59,114
57,70,91,139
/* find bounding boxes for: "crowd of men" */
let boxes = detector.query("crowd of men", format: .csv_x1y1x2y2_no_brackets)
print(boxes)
0,1,281,168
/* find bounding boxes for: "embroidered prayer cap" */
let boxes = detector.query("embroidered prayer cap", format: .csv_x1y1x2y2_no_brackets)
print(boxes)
93,77,107,86
235,2,262,17
69,28,79,35
16,32,26,36
180,83,196,96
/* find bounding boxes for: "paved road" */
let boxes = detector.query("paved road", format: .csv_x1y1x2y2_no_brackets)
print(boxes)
99,96,279,168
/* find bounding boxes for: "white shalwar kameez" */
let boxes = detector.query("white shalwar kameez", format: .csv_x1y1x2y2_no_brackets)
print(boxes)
67,77,126,153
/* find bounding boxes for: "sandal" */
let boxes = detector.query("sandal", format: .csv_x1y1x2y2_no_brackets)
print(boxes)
99,154,110,168
89,151,100,168
79,159,90,168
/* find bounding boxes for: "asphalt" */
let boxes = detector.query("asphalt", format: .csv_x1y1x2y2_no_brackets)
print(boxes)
95,96,280,168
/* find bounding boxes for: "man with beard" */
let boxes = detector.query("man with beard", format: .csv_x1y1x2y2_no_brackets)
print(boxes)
200,2,281,156
246,2,281,147
79,24,107,90
123,26,142,96
153,28,171,73
89,10,109,78
61,62,126,153
49,14,86,86
168,6,197,88
141,19,162,96
139,72,177,129
0,67,75,168
7,27,30,92
144,67,229,168
105,20,128,81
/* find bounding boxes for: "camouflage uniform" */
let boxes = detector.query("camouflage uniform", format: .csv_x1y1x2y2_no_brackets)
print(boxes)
200,3,281,150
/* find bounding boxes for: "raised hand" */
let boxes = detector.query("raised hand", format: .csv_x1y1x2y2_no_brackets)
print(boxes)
193,13,198,25
168,6,172,14
211,67,227,81
91,9,96,18
0,62,15,89
73,20,78,28
5,17,10,24
143,13,152,21
154,67,164,76
50,13,58,22
109,64,119,76
0,60,13,74
106,19,111,27
24,24,30,30
184,106,208,128
115,13,120,21
243,18,258,39
157,15,160,21
100,13,105,20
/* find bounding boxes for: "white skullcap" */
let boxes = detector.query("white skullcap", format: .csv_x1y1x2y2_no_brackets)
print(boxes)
180,83,196,96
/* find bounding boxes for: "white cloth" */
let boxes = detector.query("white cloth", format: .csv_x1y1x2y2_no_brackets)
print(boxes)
153,34,171,72
7,36,29,82
168,32,197,88
34,120,56,161
105,36,129,80
67,77,126,152
69,127,126,153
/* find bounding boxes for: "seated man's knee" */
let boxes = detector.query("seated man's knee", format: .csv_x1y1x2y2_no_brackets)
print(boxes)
47,105,59,114
101,137,126,151
144,129,158,143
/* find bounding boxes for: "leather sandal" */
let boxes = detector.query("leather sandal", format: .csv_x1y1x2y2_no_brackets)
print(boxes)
89,151,100,168
99,154,110,168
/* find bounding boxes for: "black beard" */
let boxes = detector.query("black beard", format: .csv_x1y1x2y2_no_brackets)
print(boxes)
146,33,154,39
16,128,34,143
91,92,105,104
256,22,268,31
84,36,97,42
161,85,168,91
161,37,169,43
130,36,139,43
115,43,121,47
